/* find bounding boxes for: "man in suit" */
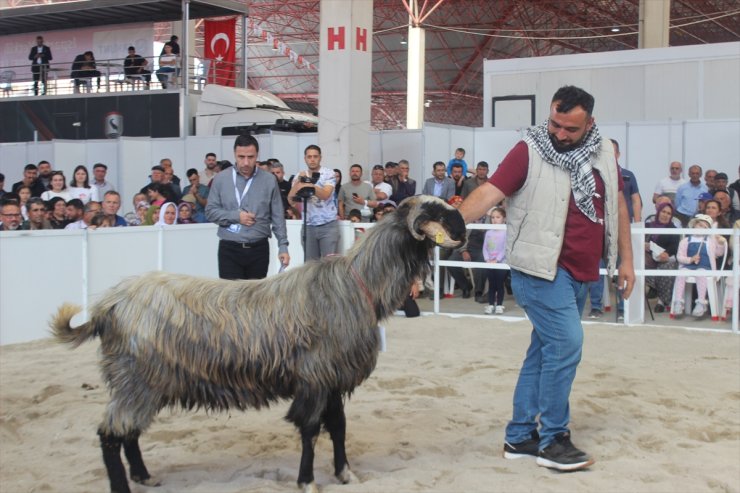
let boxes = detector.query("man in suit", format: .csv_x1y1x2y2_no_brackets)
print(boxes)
422,161,455,201
28,35,52,96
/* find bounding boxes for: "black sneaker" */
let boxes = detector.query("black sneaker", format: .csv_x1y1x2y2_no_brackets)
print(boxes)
588,308,603,319
536,433,594,471
503,430,539,459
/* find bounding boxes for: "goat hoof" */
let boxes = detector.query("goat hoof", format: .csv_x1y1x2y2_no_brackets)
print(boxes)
300,481,319,493
337,466,359,484
132,475,161,487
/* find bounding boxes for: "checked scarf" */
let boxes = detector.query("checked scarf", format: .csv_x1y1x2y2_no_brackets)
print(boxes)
524,120,603,223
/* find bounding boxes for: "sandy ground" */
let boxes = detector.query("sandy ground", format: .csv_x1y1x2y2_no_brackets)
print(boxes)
1,315,739,493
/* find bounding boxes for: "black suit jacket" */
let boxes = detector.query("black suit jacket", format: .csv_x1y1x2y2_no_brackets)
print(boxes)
28,45,53,66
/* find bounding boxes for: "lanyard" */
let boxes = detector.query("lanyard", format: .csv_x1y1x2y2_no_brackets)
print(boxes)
232,168,254,207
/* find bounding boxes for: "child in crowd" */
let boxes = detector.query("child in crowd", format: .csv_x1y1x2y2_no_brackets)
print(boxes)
483,207,507,314
671,214,727,317
446,147,468,176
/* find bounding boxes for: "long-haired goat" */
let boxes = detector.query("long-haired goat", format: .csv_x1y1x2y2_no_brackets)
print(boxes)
51,195,465,493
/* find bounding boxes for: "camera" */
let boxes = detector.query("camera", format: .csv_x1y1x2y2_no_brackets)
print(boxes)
295,172,321,200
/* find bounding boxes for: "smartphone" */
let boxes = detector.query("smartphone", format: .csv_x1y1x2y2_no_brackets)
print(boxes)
352,193,359,198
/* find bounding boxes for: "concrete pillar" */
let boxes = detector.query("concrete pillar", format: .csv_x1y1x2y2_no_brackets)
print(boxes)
638,0,671,49
318,0,373,173
406,26,425,130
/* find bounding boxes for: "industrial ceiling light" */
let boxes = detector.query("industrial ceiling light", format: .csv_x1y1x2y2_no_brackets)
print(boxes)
611,27,621,33
400,36,407,45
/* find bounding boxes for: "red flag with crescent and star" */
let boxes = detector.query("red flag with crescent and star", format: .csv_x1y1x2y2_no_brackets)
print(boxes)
204,17,237,86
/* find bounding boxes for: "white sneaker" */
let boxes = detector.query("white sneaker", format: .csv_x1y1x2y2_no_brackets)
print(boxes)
484,305,495,315
495,305,504,314
692,300,707,317
671,300,684,314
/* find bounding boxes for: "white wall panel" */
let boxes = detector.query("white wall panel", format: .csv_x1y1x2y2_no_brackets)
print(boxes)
0,143,31,185
644,62,699,120
704,58,740,119
473,128,522,172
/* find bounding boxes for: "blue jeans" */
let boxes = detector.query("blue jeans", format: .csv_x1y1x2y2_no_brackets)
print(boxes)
588,260,604,310
505,267,588,449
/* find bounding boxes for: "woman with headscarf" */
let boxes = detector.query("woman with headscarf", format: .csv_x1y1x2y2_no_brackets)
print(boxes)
645,202,680,312
177,202,197,224
155,202,178,226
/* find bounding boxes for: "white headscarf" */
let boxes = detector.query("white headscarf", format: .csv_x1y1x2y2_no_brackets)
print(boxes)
155,202,178,226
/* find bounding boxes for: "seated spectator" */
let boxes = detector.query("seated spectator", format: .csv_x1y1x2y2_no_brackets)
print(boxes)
645,202,680,313
68,165,99,204
450,163,466,196
125,200,150,226
182,168,209,222
20,197,52,230
0,172,6,199
65,201,101,230
101,191,127,226
696,191,714,214
447,147,468,176
47,196,69,229
671,214,727,317
41,171,72,202
12,164,45,197
713,189,734,226
177,202,197,224
123,46,151,88
71,51,101,93
89,213,115,229
145,182,174,206
156,43,177,89
0,200,23,231
155,202,178,225
704,199,731,229
65,199,85,224
16,185,32,220
422,161,455,201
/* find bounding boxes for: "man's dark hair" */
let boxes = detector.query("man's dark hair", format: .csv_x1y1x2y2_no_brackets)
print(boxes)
477,161,489,168
234,134,259,152
48,196,66,210
372,164,384,171
609,139,620,153
104,190,120,199
552,85,595,116
128,46,135,51
24,163,38,172
0,172,4,181
66,199,84,211
451,163,463,171
304,144,321,155
433,161,445,170
186,168,199,178
205,152,216,159
151,165,165,172
38,160,51,166
27,197,45,208
350,164,363,172
384,161,398,168
93,162,107,170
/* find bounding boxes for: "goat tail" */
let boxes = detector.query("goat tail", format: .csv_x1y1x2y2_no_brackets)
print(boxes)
50,304,97,348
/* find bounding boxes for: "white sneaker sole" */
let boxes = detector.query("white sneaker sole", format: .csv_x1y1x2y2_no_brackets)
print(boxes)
503,450,537,460
536,456,595,471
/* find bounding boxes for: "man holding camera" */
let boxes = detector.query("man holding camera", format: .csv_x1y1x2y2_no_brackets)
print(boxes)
206,135,289,280
288,145,339,260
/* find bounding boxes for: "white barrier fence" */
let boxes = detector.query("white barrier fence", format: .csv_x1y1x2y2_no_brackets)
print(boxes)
1,222,737,345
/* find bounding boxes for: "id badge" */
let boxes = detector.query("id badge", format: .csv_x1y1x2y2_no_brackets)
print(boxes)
227,223,241,233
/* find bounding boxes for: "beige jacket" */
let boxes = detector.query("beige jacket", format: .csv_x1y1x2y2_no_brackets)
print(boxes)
506,140,619,281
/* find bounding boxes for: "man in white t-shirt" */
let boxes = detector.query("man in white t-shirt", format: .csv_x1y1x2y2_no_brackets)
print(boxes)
652,161,686,204
365,164,392,210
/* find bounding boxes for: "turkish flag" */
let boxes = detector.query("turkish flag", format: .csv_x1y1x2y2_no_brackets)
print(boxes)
204,18,237,86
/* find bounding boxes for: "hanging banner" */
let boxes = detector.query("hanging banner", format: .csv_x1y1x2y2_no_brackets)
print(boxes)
248,18,317,71
204,17,237,86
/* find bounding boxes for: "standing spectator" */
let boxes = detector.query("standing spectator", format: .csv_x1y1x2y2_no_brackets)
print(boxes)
366,164,392,210
40,171,72,202
37,161,53,190
730,165,740,221
459,85,634,471
483,207,508,315
20,197,52,230
139,165,178,201
68,165,99,204
653,161,686,204
447,147,468,176
337,164,373,220
159,158,181,189
711,171,730,194
12,164,45,197
182,168,209,223
123,46,151,88
713,189,734,226
206,135,289,280
101,191,127,226
156,43,177,89
48,197,69,229
270,161,292,214
612,141,642,223
92,163,115,198
333,169,343,213
161,35,181,56
422,161,455,201
16,186,32,220
0,173,6,199
673,165,707,226
0,201,23,231
202,152,220,185
704,169,718,191
288,144,339,260
450,163,466,196
390,159,417,205
28,35,52,96
461,161,490,199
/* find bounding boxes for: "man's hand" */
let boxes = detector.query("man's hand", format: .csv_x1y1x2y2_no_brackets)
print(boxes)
461,251,471,262
278,252,290,267
239,210,256,226
617,259,636,300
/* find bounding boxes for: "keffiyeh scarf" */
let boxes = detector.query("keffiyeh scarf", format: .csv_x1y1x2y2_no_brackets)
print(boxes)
524,120,603,223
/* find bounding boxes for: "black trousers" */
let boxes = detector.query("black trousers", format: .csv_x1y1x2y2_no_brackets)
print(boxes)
218,239,269,280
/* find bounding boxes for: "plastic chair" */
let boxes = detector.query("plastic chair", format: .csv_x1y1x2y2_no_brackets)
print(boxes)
670,247,727,321
0,70,15,96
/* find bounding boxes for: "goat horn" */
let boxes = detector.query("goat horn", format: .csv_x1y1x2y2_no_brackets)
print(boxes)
420,221,461,248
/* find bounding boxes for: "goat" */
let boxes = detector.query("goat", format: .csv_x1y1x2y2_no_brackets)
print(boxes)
51,195,466,493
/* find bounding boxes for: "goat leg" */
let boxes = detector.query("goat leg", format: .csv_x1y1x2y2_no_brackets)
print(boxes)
99,430,130,493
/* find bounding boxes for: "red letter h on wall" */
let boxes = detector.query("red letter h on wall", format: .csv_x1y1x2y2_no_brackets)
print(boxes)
356,27,367,51
328,26,345,50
